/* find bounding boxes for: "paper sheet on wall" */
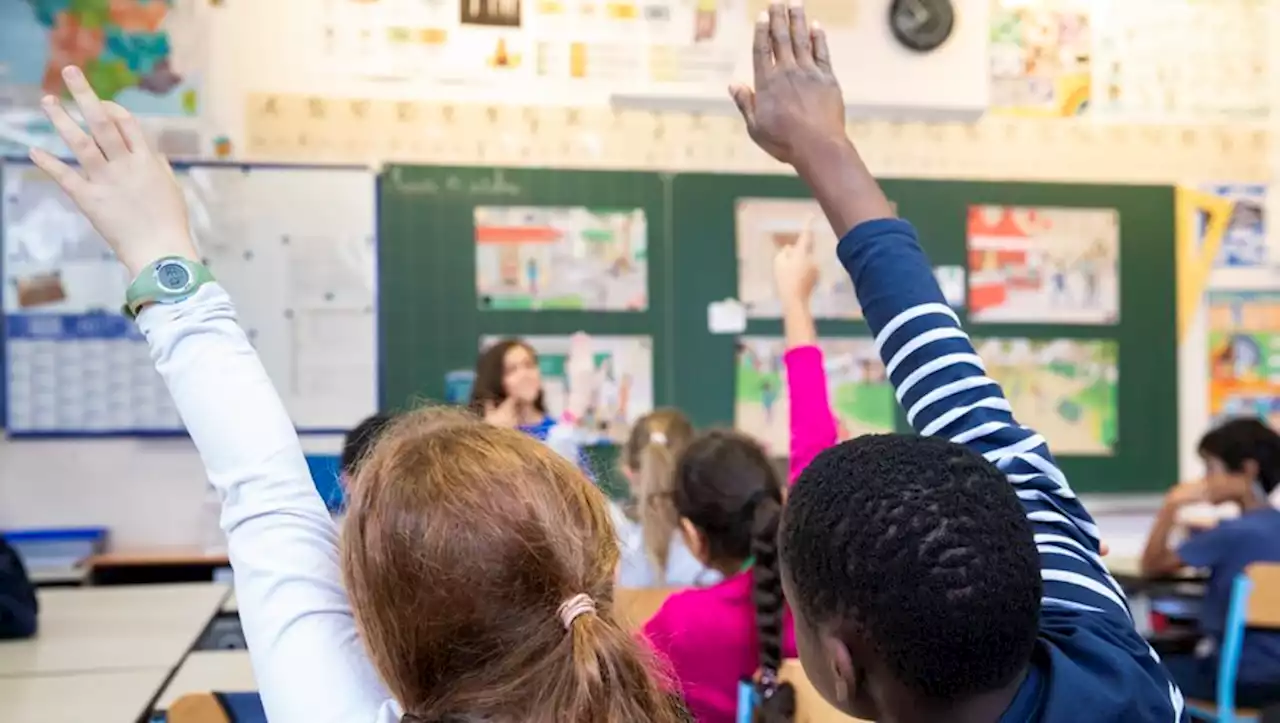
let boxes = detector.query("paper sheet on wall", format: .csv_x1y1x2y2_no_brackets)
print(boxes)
1206,291,1280,428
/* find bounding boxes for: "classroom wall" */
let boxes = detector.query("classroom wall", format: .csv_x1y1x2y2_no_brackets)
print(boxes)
1,0,1273,548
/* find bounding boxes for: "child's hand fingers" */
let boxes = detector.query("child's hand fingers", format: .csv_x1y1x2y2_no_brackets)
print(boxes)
41,95,104,173
29,147,87,200
61,66,129,162
103,101,148,154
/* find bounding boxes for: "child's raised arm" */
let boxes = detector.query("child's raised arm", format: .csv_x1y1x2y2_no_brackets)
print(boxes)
30,67,389,723
726,7,1127,625
774,220,837,483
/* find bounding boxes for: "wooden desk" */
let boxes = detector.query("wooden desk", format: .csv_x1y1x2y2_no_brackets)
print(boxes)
156,650,257,709
0,668,171,723
88,548,230,586
0,583,230,677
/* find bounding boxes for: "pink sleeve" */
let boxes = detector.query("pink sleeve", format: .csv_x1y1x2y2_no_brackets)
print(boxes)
784,345,838,484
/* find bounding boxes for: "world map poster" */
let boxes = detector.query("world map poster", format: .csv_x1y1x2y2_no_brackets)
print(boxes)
0,0,203,156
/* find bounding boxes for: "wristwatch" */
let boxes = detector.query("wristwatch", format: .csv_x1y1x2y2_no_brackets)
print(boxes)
123,256,215,319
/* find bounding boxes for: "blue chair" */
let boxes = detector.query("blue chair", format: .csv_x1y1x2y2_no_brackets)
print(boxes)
1187,563,1280,723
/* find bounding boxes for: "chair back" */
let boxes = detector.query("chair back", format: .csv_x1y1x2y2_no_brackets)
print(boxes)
1245,562,1280,629
166,693,231,723
615,586,681,630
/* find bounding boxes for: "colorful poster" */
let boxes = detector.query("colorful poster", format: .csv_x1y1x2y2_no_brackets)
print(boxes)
967,205,1120,325
0,0,202,156
1200,184,1266,270
735,198,860,319
988,0,1092,117
481,334,654,444
1207,292,1280,428
735,337,896,456
475,206,648,311
975,338,1119,455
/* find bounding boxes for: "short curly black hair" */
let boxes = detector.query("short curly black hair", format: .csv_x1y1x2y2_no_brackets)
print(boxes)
780,433,1041,701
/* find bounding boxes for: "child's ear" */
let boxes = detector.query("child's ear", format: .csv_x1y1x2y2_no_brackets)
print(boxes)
679,517,710,565
821,633,859,708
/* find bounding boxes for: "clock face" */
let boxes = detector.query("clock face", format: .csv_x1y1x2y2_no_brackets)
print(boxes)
156,262,192,292
889,0,955,53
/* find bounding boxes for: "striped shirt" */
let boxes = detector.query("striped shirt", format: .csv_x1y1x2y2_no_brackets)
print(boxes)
840,219,1186,722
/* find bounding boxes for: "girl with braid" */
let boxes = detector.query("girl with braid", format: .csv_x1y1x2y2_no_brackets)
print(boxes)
643,224,838,722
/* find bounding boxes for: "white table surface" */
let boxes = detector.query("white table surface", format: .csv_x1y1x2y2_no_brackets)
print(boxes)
0,583,230,677
156,650,258,709
0,668,171,723
221,591,238,613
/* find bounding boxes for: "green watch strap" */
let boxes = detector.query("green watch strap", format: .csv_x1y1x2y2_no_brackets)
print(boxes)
123,256,215,319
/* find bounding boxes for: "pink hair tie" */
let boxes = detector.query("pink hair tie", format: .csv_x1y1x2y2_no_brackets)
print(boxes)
557,593,596,629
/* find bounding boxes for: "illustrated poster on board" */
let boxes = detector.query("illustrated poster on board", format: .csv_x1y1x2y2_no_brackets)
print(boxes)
1207,291,1280,428
988,0,1091,117
0,0,204,157
974,337,1118,456
966,205,1120,325
474,205,648,311
735,337,894,456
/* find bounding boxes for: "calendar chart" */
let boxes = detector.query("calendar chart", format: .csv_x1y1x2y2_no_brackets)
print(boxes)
1,162,378,436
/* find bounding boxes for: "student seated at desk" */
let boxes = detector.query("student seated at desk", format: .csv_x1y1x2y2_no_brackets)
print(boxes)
0,534,37,639
28,68,687,723
1141,418,1280,707
612,409,718,588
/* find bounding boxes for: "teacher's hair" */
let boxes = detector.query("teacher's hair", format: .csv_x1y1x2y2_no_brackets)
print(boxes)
341,406,685,723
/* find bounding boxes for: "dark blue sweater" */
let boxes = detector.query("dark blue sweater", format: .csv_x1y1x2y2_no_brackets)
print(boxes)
0,536,38,639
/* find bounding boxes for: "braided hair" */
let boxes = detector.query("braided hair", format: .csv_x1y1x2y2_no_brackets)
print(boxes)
673,430,795,722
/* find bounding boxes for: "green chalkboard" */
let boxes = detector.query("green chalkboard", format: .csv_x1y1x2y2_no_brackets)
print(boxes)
669,174,1177,494
379,164,1177,495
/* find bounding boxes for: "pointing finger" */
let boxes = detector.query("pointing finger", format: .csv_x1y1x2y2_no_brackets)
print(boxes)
799,217,816,255
751,11,772,84
768,3,795,68
788,0,813,67
61,66,129,163
40,95,104,174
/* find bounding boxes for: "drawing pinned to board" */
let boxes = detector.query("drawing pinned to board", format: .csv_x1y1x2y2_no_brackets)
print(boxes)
0,0,203,157
975,338,1118,455
736,199,860,319
481,334,654,444
967,205,1120,325
1200,184,1266,270
988,0,1092,117
1207,291,1280,428
735,337,896,456
475,206,648,311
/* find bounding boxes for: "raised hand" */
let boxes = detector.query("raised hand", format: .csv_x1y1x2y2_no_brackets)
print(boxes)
729,0,846,168
483,396,520,428
773,217,819,307
28,66,196,277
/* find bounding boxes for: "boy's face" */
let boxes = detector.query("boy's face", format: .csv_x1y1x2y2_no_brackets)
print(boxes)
1201,453,1257,504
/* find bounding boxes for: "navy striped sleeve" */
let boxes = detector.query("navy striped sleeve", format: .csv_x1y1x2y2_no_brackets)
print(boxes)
837,218,1131,622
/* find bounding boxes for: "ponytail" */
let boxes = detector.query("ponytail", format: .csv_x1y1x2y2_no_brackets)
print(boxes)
637,441,680,585
751,494,795,723
554,603,689,723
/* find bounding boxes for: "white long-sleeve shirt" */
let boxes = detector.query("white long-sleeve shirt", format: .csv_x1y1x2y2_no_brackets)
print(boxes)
139,284,397,723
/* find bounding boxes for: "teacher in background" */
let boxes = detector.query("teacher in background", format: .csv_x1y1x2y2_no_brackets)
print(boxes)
470,337,588,470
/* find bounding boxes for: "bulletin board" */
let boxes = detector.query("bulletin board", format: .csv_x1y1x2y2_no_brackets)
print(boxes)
379,164,1179,495
0,161,377,437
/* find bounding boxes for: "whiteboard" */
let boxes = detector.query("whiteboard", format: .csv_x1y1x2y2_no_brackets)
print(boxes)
1,161,377,436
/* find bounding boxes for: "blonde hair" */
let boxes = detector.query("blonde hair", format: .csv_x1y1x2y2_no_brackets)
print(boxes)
623,408,695,586
342,406,683,723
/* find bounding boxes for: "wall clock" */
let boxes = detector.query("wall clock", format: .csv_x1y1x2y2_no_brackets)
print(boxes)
889,0,955,53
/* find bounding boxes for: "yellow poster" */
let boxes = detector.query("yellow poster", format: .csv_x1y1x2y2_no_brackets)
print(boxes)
989,0,1092,117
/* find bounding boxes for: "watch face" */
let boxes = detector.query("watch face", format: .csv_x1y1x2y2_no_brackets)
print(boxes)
889,0,955,53
155,261,192,293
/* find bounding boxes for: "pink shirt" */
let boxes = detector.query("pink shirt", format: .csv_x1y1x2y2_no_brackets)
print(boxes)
643,345,837,723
